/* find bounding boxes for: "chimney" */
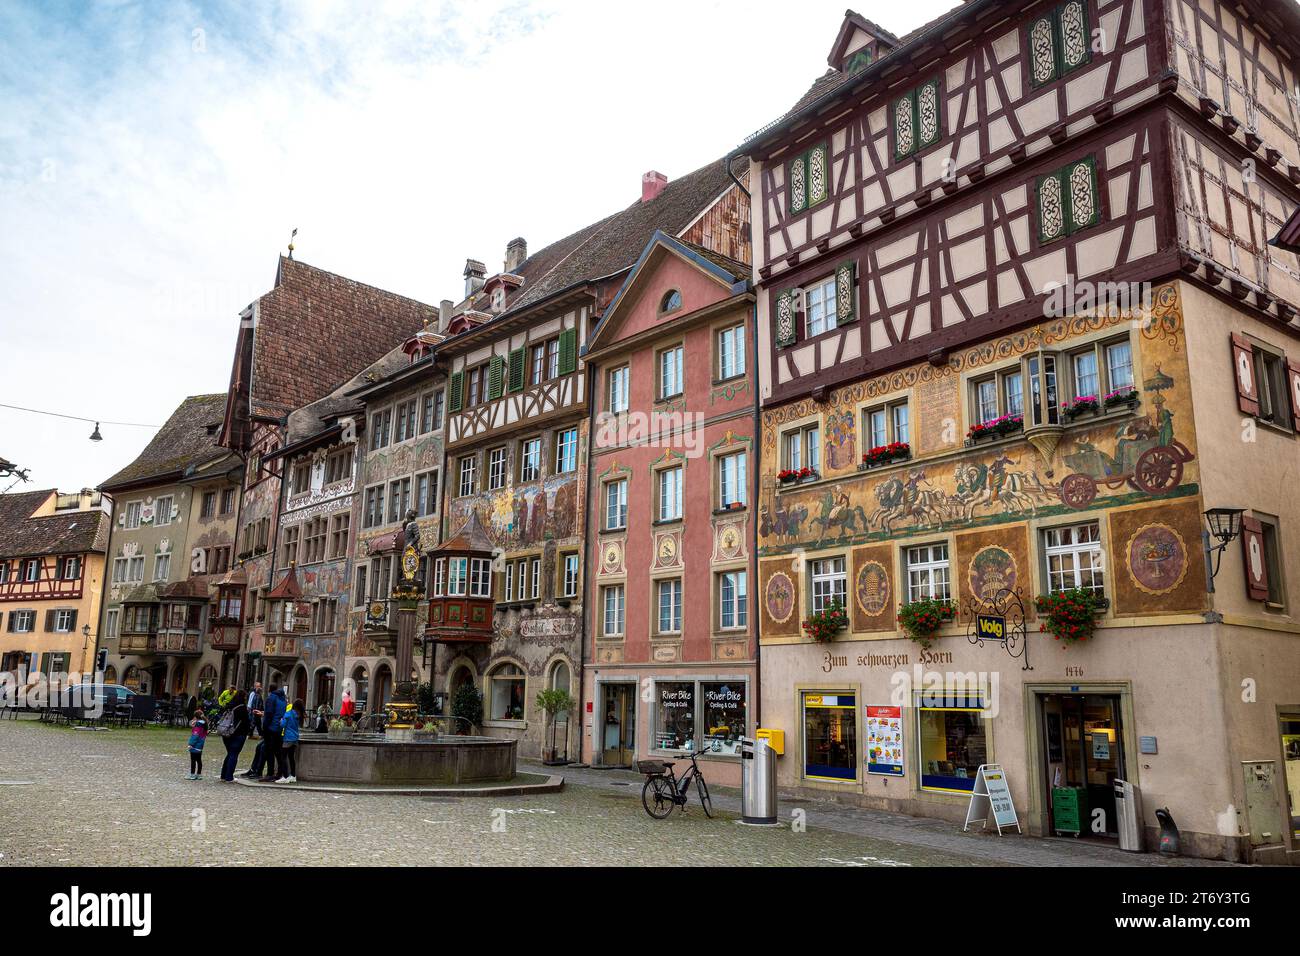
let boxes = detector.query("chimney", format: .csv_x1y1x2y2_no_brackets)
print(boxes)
463,259,486,298
505,237,527,274
642,170,668,203
438,299,454,333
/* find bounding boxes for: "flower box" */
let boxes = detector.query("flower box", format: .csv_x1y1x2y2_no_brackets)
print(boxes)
779,467,820,485
859,441,911,471
965,415,1024,446
1061,395,1101,420
802,601,848,642
1103,387,1140,409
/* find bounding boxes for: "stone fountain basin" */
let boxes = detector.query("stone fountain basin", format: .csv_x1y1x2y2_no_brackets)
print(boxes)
297,735,516,785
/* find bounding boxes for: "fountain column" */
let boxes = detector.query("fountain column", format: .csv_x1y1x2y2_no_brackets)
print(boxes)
385,510,424,740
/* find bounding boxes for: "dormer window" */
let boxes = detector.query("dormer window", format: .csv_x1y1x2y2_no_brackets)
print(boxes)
492,288,505,312
844,49,872,73
660,289,682,315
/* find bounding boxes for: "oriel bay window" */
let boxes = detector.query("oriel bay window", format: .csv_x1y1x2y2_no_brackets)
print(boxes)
1025,350,1061,428
433,556,493,598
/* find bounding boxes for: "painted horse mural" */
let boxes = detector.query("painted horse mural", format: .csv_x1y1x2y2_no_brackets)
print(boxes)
870,469,954,533
809,489,872,541
760,501,808,544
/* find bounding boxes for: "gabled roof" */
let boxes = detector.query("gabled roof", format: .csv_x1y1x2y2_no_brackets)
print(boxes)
827,10,900,68
268,563,303,601
101,394,231,492
221,257,438,449
280,340,417,449
0,489,110,560
589,231,750,353
483,156,748,322
434,511,495,555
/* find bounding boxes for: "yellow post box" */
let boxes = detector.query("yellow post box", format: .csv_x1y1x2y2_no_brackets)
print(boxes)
755,728,785,755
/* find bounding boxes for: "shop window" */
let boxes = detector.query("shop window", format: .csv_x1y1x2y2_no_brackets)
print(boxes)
702,682,746,755
803,692,857,781
906,543,950,602
489,663,526,721
919,695,988,792
655,681,695,751
1042,522,1104,594
810,557,846,613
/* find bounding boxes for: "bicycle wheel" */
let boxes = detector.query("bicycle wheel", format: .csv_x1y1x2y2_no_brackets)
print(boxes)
642,776,675,819
695,773,713,818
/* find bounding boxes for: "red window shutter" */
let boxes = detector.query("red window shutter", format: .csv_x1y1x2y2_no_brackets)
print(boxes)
1240,515,1270,601
1285,357,1300,431
1230,333,1260,416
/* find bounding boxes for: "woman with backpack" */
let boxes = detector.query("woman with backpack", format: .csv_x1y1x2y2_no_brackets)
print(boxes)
216,690,252,782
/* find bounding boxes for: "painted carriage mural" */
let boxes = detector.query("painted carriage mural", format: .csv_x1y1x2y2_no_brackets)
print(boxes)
758,286,1199,557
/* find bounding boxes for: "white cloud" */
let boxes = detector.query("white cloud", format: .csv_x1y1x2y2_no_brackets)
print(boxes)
0,0,957,490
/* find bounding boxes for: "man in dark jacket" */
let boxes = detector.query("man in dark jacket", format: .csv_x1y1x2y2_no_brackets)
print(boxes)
259,685,287,782
240,681,266,779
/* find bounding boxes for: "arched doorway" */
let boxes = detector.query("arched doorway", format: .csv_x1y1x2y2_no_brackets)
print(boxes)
292,666,308,707
103,665,118,685
314,668,336,710
373,664,392,712
123,665,141,692
351,666,369,711
197,664,218,696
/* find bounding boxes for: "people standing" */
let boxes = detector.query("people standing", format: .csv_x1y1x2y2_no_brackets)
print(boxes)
340,688,355,720
188,708,208,780
241,681,266,780
279,697,303,783
217,690,252,782
258,684,287,782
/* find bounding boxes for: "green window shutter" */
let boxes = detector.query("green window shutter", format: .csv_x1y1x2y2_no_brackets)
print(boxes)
1058,0,1090,75
788,153,808,214
917,79,941,149
1036,170,1067,244
894,92,917,160
44,610,55,632
1027,12,1058,88
448,371,464,413
835,261,858,325
808,144,829,207
508,347,525,392
1064,156,1100,233
558,328,577,375
775,289,798,349
487,355,505,400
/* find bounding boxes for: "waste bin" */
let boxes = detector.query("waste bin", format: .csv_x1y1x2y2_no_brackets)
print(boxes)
741,737,778,825
1113,778,1143,852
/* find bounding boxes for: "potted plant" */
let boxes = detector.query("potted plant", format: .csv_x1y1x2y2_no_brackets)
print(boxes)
777,468,799,485
450,683,483,735
536,688,574,764
797,465,819,482
898,597,957,650
801,600,849,642
1035,588,1103,647
328,717,354,740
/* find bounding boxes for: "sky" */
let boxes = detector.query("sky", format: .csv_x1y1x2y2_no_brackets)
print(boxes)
0,0,957,493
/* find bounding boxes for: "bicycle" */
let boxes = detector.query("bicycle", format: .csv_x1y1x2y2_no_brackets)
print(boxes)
638,751,713,819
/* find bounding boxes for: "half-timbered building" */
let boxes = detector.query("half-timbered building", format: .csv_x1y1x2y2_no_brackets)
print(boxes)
744,2,1300,862
0,488,109,686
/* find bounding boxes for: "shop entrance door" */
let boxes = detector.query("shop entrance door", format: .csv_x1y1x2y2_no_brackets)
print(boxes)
601,683,635,767
1040,693,1124,839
